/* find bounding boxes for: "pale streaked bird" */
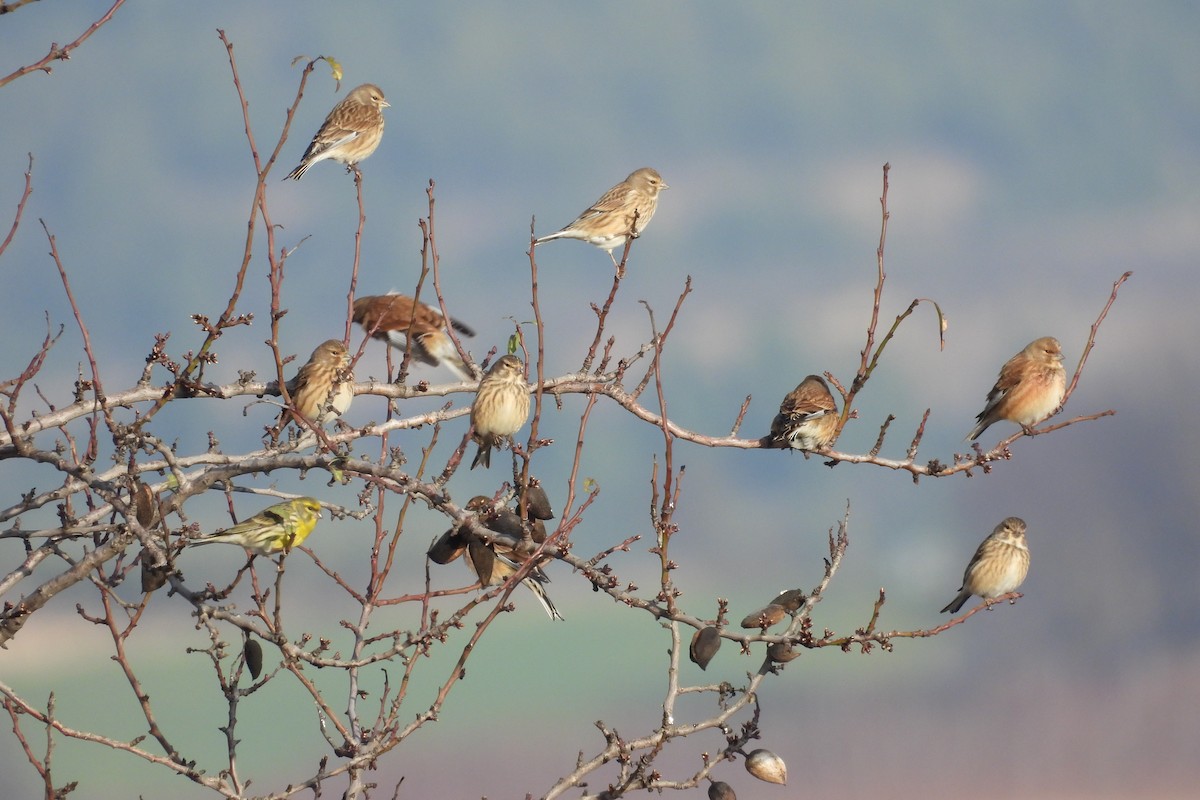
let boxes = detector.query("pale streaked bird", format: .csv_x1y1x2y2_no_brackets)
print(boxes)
941,516,1030,613
188,497,323,556
463,496,563,620
277,339,354,431
285,83,389,180
965,336,1066,441
469,354,530,470
534,167,668,266
769,374,838,453
352,293,476,380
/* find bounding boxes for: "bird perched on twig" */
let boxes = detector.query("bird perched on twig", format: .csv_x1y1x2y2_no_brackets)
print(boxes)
941,517,1030,613
276,340,354,432
352,293,476,380
188,497,324,557
768,374,838,454
470,355,530,469
534,167,668,266
285,83,389,180
965,336,1066,441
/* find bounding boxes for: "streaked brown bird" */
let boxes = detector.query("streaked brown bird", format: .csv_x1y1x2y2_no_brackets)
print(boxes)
353,293,477,380
463,495,563,620
534,167,668,265
277,340,354,431
469,354,530,469
285,83,389,180
769,374,838,453
966,336,1066,441
941,517,1030,613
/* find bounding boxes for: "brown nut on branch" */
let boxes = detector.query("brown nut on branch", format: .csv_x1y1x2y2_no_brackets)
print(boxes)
518,479,555,520
740,604,787,630
689,626,721,670
767,641,800,663
768,589,805,612
134,483,159,528
744,749,787,785
140,556,170,594
708,780,737,800
428,528,467,564
244,639,264,680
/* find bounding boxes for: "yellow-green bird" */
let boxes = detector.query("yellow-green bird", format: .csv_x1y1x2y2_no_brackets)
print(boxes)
189,497,323,556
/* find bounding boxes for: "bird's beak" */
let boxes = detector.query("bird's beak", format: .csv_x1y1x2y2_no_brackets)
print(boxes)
381,100,392,108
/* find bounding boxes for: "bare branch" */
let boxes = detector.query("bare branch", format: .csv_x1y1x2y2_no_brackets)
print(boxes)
0,0,126,88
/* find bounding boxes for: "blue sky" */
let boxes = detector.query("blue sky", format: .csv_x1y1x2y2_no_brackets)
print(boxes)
2,3,1198,798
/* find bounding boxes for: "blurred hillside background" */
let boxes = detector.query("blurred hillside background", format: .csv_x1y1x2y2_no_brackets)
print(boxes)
1,2,1197,798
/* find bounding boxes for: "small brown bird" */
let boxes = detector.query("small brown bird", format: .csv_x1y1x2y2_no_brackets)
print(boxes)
966,336,1066,441
285,83,389,180
469,355,530,469
769,374,838,453
463,496,563,620
534,167,668,265
352,293,477,380
277,340,354,431
941,517,1030,613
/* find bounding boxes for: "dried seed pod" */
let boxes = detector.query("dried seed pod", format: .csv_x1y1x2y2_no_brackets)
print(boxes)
740,604,788,630
244,639,264,679
707,780,737,800
767,641,800,663
134,483,159,528
468,496,524,539
494,509,547,544
689,626,721,670
489,507,526,538
467,538,496,586
519,479,555,520
472,495,547,544
428,528,467,564
744,749,787,785
769,589,805,612
140,555,169,594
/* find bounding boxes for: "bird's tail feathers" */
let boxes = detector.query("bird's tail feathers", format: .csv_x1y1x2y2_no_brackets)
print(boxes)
521,577,564,621
940,592,969,614
533,230,568,245
964,421,988,442
415,333,476,381
470,444,490,470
